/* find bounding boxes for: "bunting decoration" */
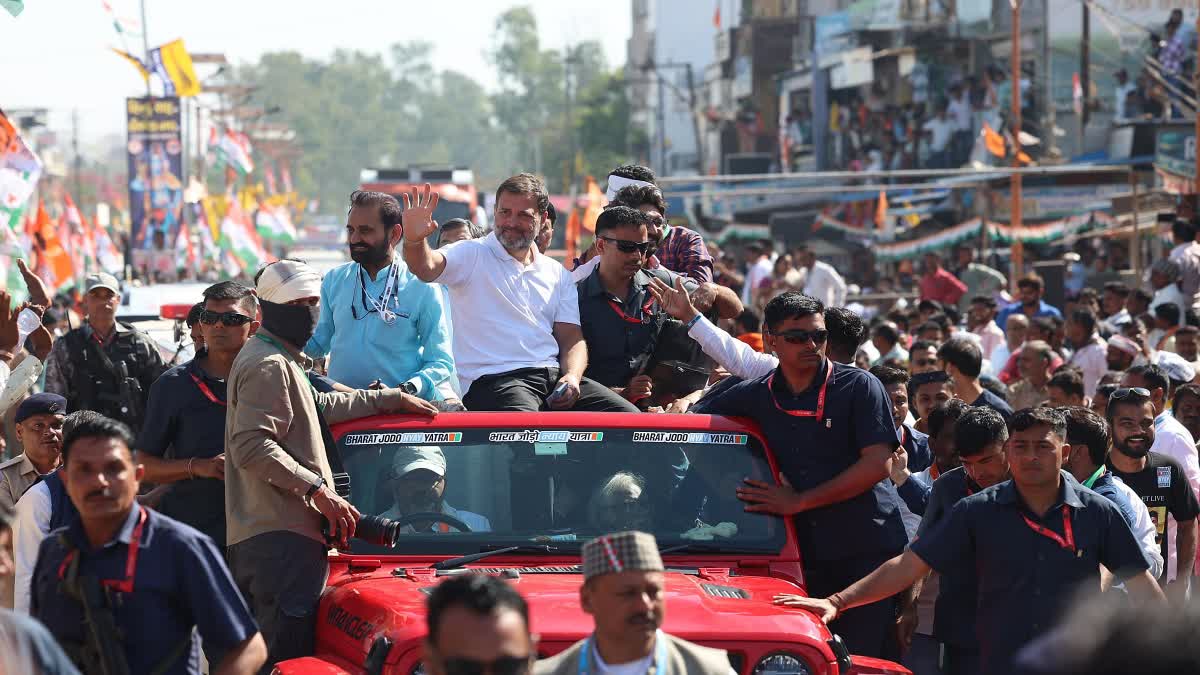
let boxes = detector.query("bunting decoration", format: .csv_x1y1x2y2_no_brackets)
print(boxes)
873,213,1110,262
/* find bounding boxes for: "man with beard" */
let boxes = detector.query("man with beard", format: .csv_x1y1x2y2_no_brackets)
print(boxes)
1172,383,1200,446
1060,405,1162,578
402,175,638,413
995,273,1062,331
1119,365,1200,520
535,531,733,675
1008,341,1054,411
305,191,454,400
778,407,1161,675
1066,308,1107,399
1174,326,1200,373
692,292,907,659
225,259,439,668
1106,334,1140,372
380,446,490,533
1107,387,1199,596
137,282,258,554
968,296,1005,364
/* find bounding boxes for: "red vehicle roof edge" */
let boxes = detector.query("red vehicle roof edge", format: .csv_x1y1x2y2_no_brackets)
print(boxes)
331,411,762,436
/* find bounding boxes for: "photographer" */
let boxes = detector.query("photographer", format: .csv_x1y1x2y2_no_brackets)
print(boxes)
225,260,438,669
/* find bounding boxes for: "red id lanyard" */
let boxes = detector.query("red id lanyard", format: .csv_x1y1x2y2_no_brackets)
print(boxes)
606,296,656,325
767,362,833,422
58,506,147,594
189,372,226,407
1022,505,1075,553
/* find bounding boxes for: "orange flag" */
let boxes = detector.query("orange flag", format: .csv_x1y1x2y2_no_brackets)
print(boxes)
983,123,1006,158
34,200,74,290
874,190,888,228
581,176,603,234
565,205,581,263
713,1,721,28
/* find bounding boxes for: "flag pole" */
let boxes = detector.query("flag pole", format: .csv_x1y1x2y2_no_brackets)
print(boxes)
1009,0,1024,290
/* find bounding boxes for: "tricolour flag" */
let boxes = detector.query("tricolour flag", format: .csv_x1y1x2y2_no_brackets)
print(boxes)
209,128,255,176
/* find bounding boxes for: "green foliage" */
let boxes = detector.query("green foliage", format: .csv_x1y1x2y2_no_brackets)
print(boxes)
235,6,632,213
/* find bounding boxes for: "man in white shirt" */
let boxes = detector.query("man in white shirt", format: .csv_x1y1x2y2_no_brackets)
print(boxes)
1114,68,1136,121
922,105,955,168
990,313,1028,374
968,295,1006,363
1066,308,1108,399
1169,219,1200,312
794,245,847,308
1121,364,1200,582
401,175,637,413
946,84,973,164
740,242,773,305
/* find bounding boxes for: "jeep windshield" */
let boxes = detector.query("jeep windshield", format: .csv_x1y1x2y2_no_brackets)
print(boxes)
336,422,786,556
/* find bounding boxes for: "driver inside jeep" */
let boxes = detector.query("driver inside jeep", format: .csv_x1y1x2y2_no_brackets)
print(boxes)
379,446,492,532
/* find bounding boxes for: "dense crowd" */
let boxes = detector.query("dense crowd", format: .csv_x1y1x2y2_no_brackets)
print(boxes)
0,163,1198,674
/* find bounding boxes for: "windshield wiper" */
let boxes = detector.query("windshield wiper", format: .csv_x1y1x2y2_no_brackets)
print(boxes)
433,544,561,571
658,543,770,556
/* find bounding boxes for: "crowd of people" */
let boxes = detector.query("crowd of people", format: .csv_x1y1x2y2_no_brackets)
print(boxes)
0,161,1199,674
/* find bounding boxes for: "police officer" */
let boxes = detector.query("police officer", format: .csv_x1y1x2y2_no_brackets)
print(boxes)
30,414,267,674
0,393,66,511
691,292,907,659
43,273,165,433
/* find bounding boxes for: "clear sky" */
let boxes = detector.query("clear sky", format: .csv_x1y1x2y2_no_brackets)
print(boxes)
0,0,632,144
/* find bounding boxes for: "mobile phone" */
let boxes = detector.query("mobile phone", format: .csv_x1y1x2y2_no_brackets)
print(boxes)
546,381,570,405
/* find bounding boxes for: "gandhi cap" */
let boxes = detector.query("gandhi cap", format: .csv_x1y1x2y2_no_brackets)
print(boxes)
582,531,663,580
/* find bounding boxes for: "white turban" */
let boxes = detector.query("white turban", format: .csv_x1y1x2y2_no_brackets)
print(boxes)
605,174,656,202
256,259,322,304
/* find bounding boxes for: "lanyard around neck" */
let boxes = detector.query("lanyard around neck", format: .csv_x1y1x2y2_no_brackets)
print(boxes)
766,361,832,421
1082,465,1105,489
189,371,226,406
1022,505,1075,553
58,506,147,594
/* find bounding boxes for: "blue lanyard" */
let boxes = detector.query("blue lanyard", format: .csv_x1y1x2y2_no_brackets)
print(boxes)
578,632,668,675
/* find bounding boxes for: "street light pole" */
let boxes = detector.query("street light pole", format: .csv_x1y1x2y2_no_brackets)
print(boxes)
1010,0,1024,288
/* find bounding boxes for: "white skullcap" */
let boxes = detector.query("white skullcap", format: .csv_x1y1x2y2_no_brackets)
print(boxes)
1156,351,1196,383
256,259,322,304
605,174,656,202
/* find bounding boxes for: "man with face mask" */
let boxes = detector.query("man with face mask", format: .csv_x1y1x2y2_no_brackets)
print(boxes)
225,258,440,669
304,191,454,401
381,446,490,533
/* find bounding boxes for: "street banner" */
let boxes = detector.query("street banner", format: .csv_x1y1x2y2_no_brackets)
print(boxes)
126,96,184,249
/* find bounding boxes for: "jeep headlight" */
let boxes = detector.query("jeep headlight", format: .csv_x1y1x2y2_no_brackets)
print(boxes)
752,652,812,675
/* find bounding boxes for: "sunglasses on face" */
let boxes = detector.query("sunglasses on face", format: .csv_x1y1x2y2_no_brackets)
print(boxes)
442,656,531,675
1110,387,1151,401
769,328,829,345
600,236,652,255
199,310,253,327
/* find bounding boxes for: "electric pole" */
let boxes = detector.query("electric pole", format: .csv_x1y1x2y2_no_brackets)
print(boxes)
1010,0,1024,287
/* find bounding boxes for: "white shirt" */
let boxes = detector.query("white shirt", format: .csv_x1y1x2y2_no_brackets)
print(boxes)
972,321,1005,365
589,631,737,675
12,482,50,614
1151,411,1200,581
1152,283,1188,325
436,232,579,392
1112,474,1165,580
923,116,955,152
571,256,600,283
1067,337,1108,398
1114,82,1136,120
989,342,1013,376
688,316,778,380
947,96,972,132
741,257,773,304
803,261,847,308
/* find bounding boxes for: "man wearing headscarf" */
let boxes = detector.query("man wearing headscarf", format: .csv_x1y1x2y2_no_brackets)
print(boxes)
224,259,439,669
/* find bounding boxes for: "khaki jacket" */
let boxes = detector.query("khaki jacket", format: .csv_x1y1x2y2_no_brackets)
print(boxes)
535,632,732,675
0,454,39,512
225,330,390,547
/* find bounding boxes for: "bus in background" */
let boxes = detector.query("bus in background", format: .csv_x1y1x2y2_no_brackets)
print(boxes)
359,167,482,237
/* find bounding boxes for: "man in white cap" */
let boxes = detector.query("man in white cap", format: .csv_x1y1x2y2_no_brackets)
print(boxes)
1106,334,1141,372
535,531,733,675
225,258,440,669
381,446,490,532
43,272,165,433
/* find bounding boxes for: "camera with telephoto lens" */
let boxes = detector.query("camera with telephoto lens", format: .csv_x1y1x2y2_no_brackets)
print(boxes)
321,514,401,548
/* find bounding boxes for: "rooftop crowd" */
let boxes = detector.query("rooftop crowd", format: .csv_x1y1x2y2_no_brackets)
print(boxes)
0,164,1198,674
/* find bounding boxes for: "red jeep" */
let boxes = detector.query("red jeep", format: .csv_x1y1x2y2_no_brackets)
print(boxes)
273,412,911,675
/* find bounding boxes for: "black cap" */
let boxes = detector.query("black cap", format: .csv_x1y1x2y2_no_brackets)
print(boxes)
15,393,67,424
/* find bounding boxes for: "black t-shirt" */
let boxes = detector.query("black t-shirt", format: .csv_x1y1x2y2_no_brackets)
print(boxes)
1108,451,1200,579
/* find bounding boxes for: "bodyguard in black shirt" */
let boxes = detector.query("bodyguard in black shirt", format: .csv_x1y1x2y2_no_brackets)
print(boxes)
776,407,1162,675
137,282,259,550
1105,387,1199,596
693,292,906,658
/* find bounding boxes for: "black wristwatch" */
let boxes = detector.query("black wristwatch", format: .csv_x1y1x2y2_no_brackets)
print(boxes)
399,381,418,396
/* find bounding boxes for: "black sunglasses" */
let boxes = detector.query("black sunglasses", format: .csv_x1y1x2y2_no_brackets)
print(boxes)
443,656,531,675
600,236,652,255
1110,387,1151,401
199,310,253,327
769,328,829,345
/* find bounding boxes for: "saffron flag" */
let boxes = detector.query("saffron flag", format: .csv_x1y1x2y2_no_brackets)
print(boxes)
34,200,75,291
713,1,720,28
874,190,888,229
982,123,1006,158
581,176,603,233
155,39,201,97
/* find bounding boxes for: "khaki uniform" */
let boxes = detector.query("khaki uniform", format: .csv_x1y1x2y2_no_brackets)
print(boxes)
0,454,39,512
534,633,733,675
